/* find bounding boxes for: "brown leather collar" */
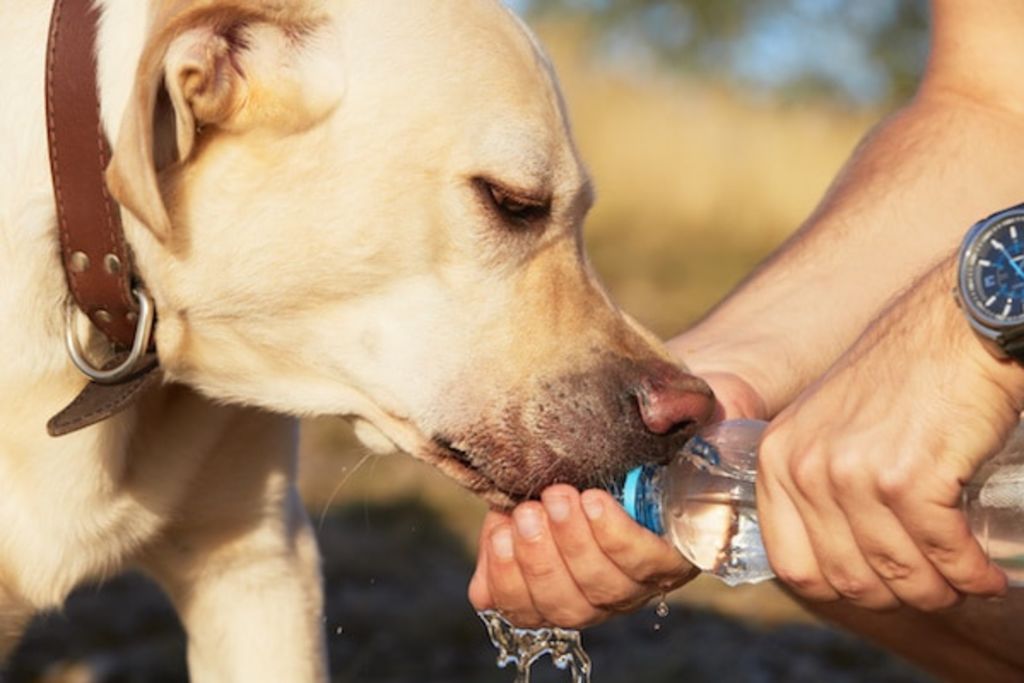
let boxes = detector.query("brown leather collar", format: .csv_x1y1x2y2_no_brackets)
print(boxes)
45,0,161,437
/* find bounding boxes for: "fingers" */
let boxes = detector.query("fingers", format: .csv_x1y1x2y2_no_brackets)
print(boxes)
827,459,961,609
468,511,505,611
756,469,840,603
478,498,610,628
469,485,699,629
507,501,607,627
840,501,960,610
579,489,697,589
759,429,1004,611
782,451,902,609
883,471,1008,598
541,487,649,611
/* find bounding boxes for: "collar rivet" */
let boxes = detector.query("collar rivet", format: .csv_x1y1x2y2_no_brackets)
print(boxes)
69,251,90,273
103,253,122,275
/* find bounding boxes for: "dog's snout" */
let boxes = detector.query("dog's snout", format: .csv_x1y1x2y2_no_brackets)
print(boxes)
636,371,716,436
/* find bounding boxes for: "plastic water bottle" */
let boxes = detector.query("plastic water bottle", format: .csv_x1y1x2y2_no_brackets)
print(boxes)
613,419,1024,587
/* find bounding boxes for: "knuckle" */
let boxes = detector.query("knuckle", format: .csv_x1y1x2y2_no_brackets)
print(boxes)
876,468,914,504
789,451,824,496
775,564,830,597
918,539,959,568
867,553,915,583
757,427,789,472
519,559,561,583
826,573,873,602
827,451,864,493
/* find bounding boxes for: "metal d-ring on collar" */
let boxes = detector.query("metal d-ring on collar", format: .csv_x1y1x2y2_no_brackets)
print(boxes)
65,289,155,384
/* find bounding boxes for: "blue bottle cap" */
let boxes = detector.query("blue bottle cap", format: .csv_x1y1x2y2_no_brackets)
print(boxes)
611,465,664,537
621,467,643,522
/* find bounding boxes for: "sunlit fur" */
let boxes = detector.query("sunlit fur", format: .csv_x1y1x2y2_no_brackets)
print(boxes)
1,1,705,678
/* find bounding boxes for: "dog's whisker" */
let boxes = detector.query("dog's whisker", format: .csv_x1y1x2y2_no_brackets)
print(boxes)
317,450,374,531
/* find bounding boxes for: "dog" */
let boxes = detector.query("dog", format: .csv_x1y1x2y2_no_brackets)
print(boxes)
10,3,1019,682
1,1,716,679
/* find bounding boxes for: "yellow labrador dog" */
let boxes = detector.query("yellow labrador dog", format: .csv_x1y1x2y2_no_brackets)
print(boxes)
2,0,715,679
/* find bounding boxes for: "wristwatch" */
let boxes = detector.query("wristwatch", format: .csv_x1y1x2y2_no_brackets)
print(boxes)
957,203,1024,361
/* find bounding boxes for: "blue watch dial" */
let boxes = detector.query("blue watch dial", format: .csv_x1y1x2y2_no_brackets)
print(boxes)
963,213,1024,325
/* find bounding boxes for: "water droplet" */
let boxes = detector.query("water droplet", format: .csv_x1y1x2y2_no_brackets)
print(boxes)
655,596,669,619
335,626,343,635
653,622,662,631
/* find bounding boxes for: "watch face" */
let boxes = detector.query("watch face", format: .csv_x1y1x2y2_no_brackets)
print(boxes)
962,210,1024,326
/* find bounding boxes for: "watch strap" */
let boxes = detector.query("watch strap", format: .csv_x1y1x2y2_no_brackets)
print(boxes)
1000,332,1024,363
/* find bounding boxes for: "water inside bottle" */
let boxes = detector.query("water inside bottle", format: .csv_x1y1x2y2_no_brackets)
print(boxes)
964,454,1024,586
664,420,773,586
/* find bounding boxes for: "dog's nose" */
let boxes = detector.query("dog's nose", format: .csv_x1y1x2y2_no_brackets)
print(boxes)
636,372,716,435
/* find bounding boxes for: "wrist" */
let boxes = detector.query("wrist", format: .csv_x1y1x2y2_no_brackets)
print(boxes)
666,334,771,419
953,203,1024,408
965,330,1024,414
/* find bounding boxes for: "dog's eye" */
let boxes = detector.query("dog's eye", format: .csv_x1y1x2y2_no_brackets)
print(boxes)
476,179,551,225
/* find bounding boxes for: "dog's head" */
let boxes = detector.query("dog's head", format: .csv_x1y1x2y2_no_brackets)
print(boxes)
106,0,715,507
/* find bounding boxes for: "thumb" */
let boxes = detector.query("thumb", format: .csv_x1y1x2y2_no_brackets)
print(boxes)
701,371,768,421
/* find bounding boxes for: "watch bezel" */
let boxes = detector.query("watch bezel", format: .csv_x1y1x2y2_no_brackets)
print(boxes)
957,204,1024,332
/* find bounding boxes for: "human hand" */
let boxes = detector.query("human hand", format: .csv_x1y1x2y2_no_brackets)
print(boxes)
467,486,696,628
756,259,1024,611
467,370,766,628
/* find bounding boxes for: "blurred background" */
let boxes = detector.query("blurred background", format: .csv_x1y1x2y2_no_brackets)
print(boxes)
10,1,937,681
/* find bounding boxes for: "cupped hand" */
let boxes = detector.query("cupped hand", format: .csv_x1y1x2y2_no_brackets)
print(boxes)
468,486,697,628
756,260,1024,611
467,370,768,628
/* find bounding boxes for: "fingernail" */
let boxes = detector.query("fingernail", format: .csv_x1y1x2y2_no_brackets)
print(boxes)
491,527,514,560
515,508,543,540
544,495,571,523
581,493,604,520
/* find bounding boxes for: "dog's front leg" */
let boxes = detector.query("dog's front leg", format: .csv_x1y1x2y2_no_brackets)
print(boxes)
140,413,327,683
152,495,326,683
0,583,31,663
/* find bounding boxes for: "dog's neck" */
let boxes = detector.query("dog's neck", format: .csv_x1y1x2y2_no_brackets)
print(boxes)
0,1,151,408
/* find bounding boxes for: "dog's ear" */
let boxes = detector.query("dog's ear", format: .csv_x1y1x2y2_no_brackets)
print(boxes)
106,3,340,242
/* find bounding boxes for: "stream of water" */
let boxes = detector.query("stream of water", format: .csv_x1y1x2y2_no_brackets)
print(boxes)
478,610,592,683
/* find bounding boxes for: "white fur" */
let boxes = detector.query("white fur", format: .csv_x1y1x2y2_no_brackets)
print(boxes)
0,1,716,680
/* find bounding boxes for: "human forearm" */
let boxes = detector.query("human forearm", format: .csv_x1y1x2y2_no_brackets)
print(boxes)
670,93,1024,415
755,251,1024,610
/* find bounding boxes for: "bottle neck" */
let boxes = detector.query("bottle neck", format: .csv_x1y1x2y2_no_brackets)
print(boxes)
612,464,665,536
